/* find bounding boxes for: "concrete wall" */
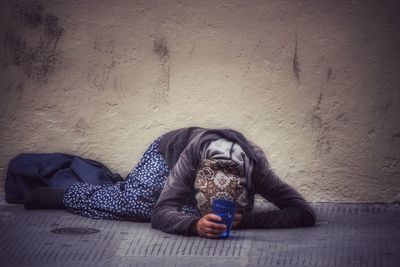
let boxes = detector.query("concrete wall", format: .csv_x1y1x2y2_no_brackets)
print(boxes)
1,0,399,202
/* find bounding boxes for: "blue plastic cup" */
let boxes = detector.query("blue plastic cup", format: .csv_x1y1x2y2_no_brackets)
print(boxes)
212,198,236,238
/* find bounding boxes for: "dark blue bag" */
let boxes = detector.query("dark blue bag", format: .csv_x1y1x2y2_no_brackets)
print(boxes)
4,153,123,203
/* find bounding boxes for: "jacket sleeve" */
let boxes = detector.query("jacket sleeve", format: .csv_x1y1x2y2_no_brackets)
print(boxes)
239,146,316,229
151,146,201,236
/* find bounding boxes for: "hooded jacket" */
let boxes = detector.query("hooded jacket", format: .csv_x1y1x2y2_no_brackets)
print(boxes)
151,127,316,235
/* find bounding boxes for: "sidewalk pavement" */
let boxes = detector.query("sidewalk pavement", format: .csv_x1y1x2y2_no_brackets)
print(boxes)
0,197,399,267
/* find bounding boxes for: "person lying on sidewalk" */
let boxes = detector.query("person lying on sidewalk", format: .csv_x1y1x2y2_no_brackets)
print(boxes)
24,127,316,238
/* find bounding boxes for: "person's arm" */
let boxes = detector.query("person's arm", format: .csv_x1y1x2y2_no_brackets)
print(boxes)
151,142,239,238
239,147,316,229
151,146,202,236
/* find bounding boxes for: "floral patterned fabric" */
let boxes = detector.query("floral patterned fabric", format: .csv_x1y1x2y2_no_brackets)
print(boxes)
63,137,199,221
194,159,251,215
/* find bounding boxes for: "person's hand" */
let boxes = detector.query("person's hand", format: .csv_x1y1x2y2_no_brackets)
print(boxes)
231,213,242,229
195,214,226,239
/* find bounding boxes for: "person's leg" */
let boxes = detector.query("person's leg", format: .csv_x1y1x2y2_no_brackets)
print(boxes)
126,137,200,216
63,137,170,221
24,187,66,210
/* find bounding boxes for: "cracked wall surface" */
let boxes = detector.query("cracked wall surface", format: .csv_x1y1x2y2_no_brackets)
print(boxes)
0,0,399,202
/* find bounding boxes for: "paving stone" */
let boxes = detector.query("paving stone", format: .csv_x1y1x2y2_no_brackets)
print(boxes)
0,203,399,267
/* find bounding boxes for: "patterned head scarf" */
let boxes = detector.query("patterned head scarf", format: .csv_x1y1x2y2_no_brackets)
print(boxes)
194,159,250,215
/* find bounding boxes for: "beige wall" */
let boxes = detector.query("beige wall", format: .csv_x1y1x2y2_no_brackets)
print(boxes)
1,0,399,202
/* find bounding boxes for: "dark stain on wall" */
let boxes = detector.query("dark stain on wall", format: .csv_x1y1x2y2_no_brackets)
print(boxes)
86,35,118,90
44,15,63,39
311,113,322,130
151,37,170,102
392,132,400,139
1,0,64,82
310,91,332,155
326,68,332,82
16,1,44,28
336,113,350,124
153,38,170,63
293,35,300,83
74,118,90,136
317,93,323,106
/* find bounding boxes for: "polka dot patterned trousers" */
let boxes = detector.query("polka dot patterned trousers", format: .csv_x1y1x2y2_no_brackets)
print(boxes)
63,137,199,221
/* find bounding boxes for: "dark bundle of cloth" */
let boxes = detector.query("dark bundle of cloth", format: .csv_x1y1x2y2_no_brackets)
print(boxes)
4,153,123,203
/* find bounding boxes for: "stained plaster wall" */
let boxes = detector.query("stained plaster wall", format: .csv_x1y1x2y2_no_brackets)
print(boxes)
0,0,399,202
